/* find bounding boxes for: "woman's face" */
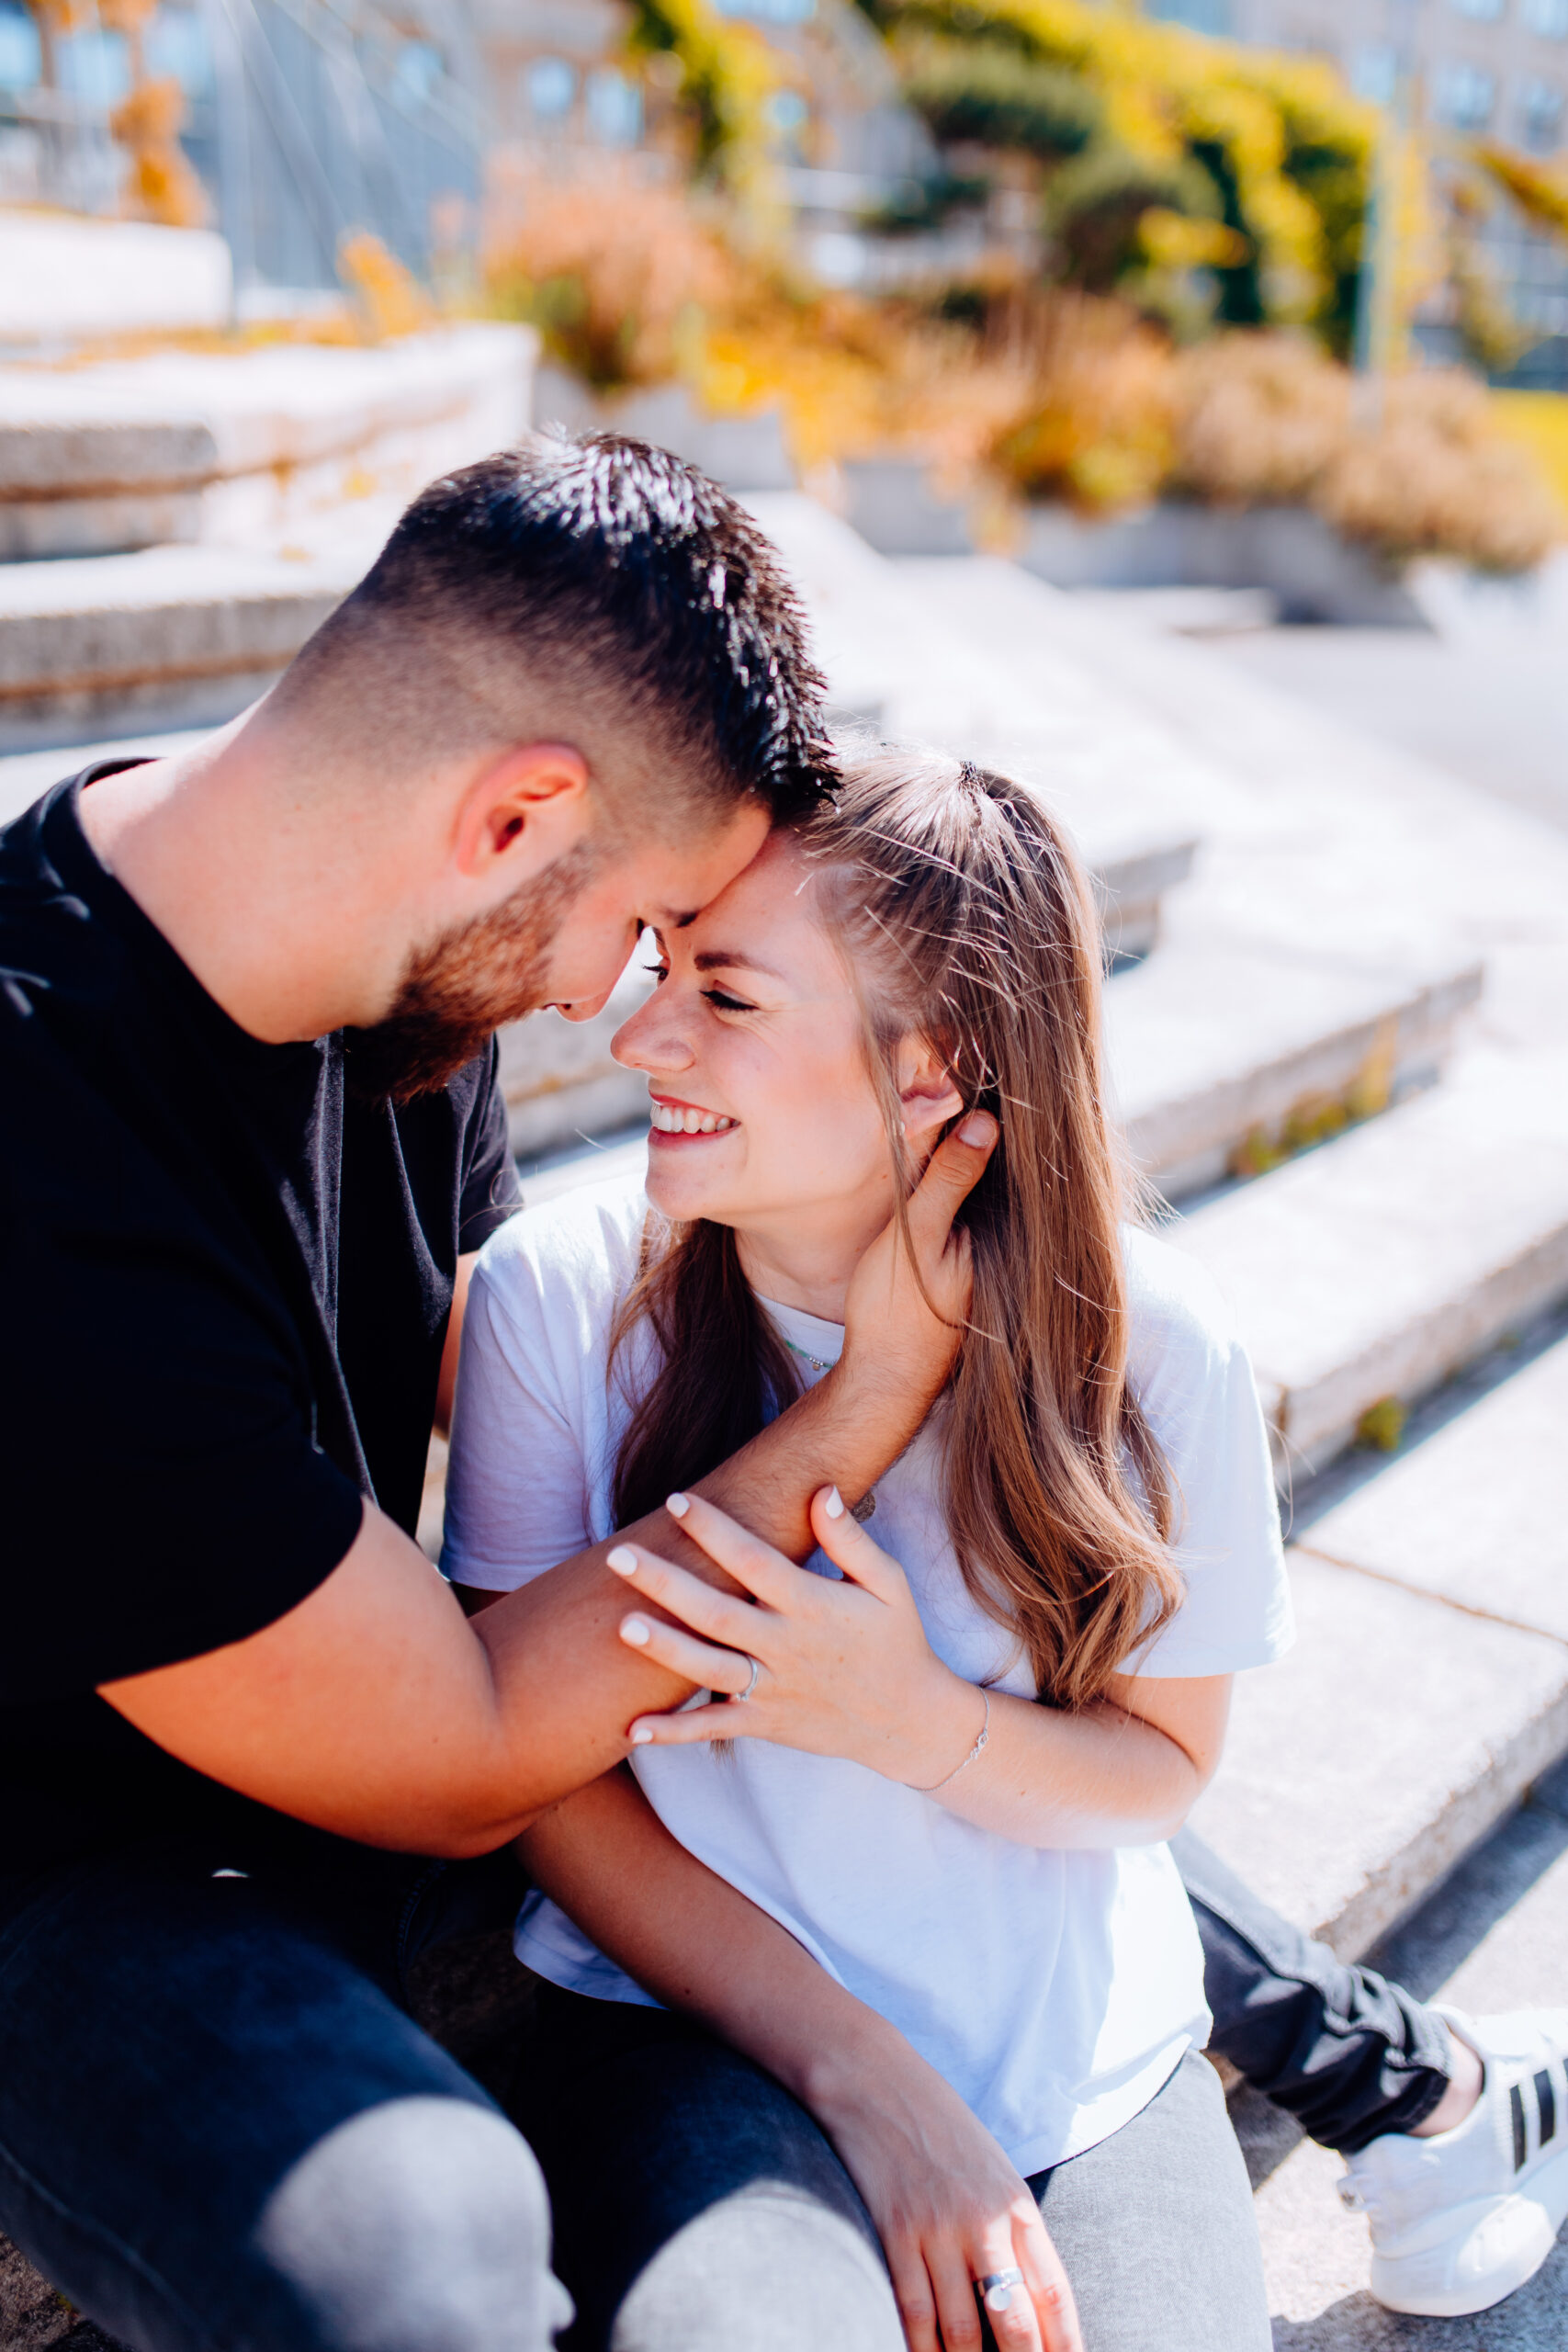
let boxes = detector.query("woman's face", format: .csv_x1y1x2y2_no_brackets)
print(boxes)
612,831,958,1272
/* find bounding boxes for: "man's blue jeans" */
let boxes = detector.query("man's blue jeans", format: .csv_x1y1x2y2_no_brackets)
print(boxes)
0,1826,570,2352
0,1823,1451,2352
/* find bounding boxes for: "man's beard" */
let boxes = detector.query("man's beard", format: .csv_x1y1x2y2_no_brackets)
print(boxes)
345,839,598,1104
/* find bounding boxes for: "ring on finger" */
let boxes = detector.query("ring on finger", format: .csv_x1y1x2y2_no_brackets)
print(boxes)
976,2267,1024,2314
728,1654,761,1704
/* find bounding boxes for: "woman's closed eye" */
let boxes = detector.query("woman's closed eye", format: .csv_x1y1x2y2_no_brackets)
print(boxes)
702,986,757,1014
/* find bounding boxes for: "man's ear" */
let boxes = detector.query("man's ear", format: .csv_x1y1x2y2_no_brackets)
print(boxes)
453,742,591,878
897,1038,964,1141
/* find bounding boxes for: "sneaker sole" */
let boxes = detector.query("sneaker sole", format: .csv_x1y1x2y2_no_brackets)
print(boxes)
1370,2146,1568,2318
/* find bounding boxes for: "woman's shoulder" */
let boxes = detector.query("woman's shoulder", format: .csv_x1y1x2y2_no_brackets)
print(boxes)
473,1169,650,1330
1121,1224,1244,1393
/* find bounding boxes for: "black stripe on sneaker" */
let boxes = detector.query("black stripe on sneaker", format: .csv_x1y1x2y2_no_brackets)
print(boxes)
1537,2069,1557,2147
1511,2083,1528,2171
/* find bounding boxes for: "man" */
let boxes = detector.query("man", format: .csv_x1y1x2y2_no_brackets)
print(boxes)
0,435,1558,2348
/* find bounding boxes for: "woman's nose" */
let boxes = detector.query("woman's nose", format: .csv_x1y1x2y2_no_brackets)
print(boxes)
612,989,694,1075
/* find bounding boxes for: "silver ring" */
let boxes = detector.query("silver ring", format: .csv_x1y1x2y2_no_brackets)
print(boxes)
976,2267,1023,2313
729,1654,761,1703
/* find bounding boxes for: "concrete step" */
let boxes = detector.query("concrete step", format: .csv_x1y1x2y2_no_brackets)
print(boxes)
1107,938,1482,1202
0,325,535,560
1190,1337,1568,1959
745,495,1208,962
1172,1053,1568,1481
0,543,367,751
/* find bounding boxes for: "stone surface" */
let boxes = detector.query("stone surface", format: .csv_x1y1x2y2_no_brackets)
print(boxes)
0,542,367,751
745,499,1206,961
1107,940,1482,1202
0,214,231,345
0,326,535,560
1173,1054,1568,1477
1298,1337,1568,1643
1189,1549,1568,1959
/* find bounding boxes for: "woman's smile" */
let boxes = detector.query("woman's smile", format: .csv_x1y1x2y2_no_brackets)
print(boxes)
649,1092,739,1139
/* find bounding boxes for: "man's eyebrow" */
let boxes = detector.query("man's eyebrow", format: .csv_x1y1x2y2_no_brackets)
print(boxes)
694,948,786,981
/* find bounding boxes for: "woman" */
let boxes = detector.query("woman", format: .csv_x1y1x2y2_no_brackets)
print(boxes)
443,745,1291,2352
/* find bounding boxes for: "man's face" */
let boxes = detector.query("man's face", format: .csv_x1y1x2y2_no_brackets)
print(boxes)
347,799,773,1102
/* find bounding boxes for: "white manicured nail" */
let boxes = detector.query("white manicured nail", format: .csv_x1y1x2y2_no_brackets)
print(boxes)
620,1616,651,1646
666,1492,690,1519
824,1487,845,1520
607,1546,637,1575
629,1727,653,1746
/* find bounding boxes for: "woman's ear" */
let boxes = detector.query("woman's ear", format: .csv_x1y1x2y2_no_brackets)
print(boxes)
897,1038,964,1144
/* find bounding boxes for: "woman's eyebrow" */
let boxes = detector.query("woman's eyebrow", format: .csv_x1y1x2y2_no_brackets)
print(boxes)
693,948,785,981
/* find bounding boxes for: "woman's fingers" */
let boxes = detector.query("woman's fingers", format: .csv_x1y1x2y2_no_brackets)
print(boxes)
807,1487,909,1605
626,1695,761,1747
615,1607,756,1697
658,1491,801,1608
606,1543,763,1652
884,2244,942,2352
1014,2211,1083,2352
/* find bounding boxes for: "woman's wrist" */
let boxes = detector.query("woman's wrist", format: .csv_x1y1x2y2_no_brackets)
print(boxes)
890,1662,989,1793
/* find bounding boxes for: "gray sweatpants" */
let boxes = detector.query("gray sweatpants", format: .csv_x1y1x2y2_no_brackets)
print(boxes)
513,1988,1270,2352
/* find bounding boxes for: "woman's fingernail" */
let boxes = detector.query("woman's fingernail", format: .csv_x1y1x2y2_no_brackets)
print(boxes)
958,1109,998,1147
823,1486,845,1521
607,1546,637,1576
666,1492,690,1519
620,1615,651,1646
629,1726,653,1746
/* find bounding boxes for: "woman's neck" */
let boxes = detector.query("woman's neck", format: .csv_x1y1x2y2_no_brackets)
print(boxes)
732,1204,886,1325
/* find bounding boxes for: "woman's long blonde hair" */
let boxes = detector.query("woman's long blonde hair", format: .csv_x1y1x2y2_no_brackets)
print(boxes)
611,743,1179,1710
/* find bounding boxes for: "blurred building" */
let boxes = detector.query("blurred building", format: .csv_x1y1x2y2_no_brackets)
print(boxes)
1149,0,1568,385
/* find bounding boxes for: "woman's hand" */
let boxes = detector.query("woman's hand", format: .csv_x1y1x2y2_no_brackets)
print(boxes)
610,1487,984,1786
807,2031,1082,2352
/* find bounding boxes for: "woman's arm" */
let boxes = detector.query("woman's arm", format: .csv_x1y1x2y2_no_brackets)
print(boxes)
603,1489,1230,1849
520,1768,1081,2352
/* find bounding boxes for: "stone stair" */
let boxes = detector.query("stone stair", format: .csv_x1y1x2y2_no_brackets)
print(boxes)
0,326,535,750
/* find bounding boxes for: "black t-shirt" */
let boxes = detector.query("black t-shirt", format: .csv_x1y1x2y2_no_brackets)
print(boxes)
0,769,521,1874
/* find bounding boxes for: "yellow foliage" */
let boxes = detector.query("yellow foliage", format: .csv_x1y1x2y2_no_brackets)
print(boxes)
1491,391,1568,522
626,0,784,216
1355,1396,1406,1453
109,73,206,228
1138,207,1248,271
338,232,434,343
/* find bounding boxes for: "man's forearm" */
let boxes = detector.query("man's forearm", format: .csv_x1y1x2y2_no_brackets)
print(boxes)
471,1357,923,1820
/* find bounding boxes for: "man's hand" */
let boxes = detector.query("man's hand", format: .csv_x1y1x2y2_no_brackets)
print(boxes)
840,1109,997,1441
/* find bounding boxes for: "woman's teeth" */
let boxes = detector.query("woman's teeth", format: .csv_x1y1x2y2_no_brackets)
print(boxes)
650,1105,736,1136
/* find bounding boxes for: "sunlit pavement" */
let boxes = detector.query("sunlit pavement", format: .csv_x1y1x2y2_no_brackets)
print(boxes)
1204,553,1568,840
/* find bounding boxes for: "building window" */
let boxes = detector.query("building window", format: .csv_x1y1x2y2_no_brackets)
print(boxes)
1351,44,1400,103
585,67,642,147
1450,0,1504,19
1432,59,1498,126
1524,0,1568,34
1519,73,1566,143
1145,1,1234,28
713,0,818,21
525,56,577,122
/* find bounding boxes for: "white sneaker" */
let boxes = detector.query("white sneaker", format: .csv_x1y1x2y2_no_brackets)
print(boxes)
1337,2007,1568,2317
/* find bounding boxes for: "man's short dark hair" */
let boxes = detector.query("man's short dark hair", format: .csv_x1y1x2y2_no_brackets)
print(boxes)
279,434,837,825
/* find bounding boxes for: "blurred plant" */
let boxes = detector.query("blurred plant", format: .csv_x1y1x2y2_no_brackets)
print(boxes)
984,288,1175,509
28,0,206,225
486,178,732,391
338,232,434,342
1472,145,1568,243
1491,390,1568,522
626,0,784,214
1438,171,1538,377
1318,371,1560,572
1173,331,1349,504
857,0,1385,354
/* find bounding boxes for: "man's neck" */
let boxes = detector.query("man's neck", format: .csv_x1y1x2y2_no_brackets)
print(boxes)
78,716,407,1044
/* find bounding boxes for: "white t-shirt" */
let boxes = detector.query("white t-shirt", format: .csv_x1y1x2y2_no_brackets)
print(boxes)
442,1173,1292,2176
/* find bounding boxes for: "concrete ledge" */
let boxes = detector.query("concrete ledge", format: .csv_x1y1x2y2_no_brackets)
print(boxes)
1173,1054,1568,1476
1110,943,1483,1200
1190,1549,1568,1957
0,214,231,345
1298,1335,1568,1643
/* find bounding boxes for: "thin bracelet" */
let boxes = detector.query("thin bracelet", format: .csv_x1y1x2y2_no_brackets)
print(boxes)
915,1689,990,1793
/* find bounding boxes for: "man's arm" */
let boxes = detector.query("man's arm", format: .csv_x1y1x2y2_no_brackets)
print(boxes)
100,1118,997,1856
